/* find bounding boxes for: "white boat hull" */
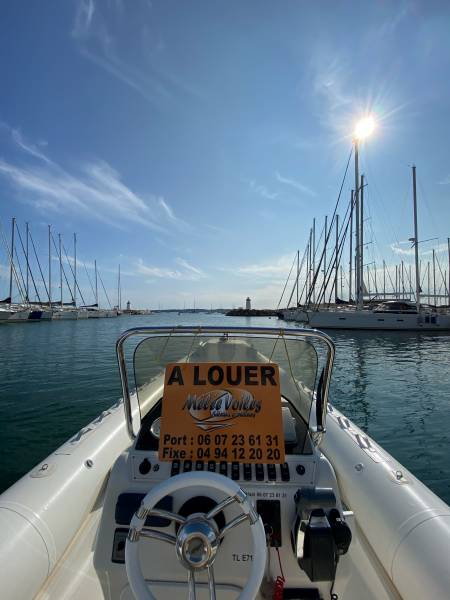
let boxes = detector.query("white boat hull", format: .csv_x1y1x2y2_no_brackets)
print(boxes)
284,308,450,330
0,309,14,321
7,308,32,322
0,391,449,599
52,309,78,320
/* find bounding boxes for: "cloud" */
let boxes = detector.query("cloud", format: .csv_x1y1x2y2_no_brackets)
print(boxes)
71,1,202,109
136,258,206,281
175,258,205,278
372,4,409,40
221,254,295,281
0,128,185,233
10,129,52,165
246,179,279,201
275,172,316,197
390,241,448,257
72,0,95,39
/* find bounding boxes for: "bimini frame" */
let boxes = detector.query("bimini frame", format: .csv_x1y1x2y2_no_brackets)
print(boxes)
116,326,335,442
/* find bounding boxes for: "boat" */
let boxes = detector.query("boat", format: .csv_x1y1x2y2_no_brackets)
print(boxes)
0,326,449,599
0,306,14,321
52,308,79,320
286,304,450,330
281,164,450,331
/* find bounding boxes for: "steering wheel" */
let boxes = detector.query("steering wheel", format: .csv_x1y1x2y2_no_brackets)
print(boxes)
125,471,267,600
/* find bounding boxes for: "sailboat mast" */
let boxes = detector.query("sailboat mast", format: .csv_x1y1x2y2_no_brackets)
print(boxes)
95,259,98,306
118,264,121,310
360,175,365,304
74,233,77,307
324,215,327,295
296,250,299,306
9,217,15,303
306,236,310,303
349,191,353,302
448,238,450,306
25,222,29,303
412,166,421,311
48,225,52,307
335,214,339,302
354,140,362,309
432,250,436,300
312,218,316,304
59,233,63,306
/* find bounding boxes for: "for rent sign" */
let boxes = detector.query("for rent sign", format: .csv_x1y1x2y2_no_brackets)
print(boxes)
159,362,285,464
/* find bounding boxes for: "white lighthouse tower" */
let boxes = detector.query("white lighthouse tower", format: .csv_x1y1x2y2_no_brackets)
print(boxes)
246,297,251,310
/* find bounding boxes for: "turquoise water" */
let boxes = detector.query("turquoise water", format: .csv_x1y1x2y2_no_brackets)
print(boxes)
0,313,449,504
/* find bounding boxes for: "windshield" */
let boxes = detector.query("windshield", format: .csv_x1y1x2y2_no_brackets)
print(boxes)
132,329,326,427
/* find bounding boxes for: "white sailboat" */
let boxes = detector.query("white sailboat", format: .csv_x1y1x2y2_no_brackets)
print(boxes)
282,160,450,330
0,326,449,599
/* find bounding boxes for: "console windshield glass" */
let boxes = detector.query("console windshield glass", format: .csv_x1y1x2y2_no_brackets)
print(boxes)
133,332,321,425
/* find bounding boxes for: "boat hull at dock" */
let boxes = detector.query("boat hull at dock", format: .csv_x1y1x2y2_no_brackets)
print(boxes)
52,309,79,320
283,308,450,330
0,308,14,321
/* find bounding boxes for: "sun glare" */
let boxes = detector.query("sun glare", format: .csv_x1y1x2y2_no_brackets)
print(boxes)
354,115,376,140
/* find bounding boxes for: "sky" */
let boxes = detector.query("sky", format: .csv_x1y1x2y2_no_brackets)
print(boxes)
1,0,450,309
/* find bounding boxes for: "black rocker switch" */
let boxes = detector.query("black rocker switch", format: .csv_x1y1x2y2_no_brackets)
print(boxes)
255,464,265,481
243,464,252,481
280,462,290,482
267,464,277,481
183,460,192,472
231,462,240,480
208,461,216,472
171,460,180,476
195,461,204,471
219,461,228,477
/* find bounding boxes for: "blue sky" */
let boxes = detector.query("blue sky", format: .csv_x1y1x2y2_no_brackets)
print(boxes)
1,0,450,308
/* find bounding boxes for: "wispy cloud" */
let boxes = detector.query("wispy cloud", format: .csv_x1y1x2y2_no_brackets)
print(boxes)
10,129,52,165
0,127,186,233
70,0,202,108
390,240,448,257
275,172,316,197
175,258,205,277
246,179,279,201
371,4,409,40
136,257,206,281
221,253,294,281
72,0,95,39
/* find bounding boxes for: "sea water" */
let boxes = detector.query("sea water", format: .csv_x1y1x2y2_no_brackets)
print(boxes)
0,312,449,504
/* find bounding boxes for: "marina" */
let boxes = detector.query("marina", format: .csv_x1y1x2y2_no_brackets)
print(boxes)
1,319,449,599
1,313,449,505
0,218,128,322
279,140,450,330
1,2,450,598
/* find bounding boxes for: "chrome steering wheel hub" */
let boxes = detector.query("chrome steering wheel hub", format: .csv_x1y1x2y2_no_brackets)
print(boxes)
176,514,219,570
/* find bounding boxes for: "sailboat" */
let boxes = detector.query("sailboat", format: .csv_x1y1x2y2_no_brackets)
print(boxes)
0,326,449,599
282,166,450,330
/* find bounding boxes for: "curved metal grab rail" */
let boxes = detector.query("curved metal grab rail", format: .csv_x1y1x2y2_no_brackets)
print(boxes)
116,326,335,441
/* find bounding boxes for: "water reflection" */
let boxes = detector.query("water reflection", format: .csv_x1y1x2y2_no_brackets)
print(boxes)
0,315,449,504
327,329,450,502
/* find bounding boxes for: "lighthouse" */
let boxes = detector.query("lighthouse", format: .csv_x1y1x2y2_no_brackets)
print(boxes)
246,297,251,310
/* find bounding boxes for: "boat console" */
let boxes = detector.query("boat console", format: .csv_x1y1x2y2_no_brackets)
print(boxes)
94,327,352,599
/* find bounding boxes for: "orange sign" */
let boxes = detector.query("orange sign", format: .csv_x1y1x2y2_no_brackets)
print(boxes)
159,362,285,464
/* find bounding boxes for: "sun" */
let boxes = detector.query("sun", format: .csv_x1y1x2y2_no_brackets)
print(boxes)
354,115,376,140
